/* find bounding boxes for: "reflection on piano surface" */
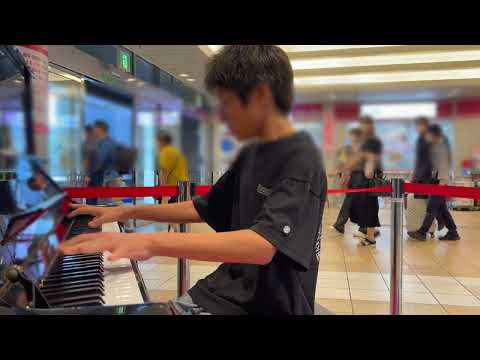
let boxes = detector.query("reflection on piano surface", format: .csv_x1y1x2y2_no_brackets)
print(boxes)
0,157,172,315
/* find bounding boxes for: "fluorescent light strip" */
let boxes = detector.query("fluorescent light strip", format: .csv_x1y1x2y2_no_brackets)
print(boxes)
361,103,437,119
206,45,401,54
291,50,480,70
278,45,402,53
294,68,480,86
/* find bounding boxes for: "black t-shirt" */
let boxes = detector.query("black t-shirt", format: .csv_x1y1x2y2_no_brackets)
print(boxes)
189,131,327,315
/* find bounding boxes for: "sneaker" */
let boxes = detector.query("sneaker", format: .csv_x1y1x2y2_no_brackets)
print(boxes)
359,238,376,246
439,231,460,241
408,231,427,241
333,224,345,234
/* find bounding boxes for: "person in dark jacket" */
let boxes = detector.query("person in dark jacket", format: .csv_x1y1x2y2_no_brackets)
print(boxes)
412,117,433,183
411,117,446,232
408,124,460,241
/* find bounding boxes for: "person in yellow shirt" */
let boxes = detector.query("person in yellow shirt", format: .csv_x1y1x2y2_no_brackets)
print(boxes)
156,131,189,232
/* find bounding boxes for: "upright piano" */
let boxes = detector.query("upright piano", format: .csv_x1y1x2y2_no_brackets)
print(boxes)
0,157,173,315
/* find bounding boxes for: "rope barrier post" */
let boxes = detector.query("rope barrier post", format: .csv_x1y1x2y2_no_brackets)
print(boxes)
132,169,137,229
177,181,191,297
155,170,160,204
390,178,405,315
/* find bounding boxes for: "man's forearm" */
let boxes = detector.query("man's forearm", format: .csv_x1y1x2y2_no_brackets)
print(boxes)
126,200,203,224
145,229,276,265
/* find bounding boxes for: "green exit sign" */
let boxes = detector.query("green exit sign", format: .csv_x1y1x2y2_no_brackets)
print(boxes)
119,49,131,73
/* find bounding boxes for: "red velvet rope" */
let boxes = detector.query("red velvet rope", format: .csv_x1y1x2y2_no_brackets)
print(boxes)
63,182,480,200
64,186,177,199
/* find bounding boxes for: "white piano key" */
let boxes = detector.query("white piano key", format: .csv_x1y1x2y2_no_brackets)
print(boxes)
100,223,145,306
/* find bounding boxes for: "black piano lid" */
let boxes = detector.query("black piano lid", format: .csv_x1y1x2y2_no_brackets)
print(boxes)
0,156,67,244
0,157,68,290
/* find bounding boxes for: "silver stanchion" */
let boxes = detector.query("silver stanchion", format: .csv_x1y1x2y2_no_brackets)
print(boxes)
154,170,160,204
132,169,137,229
176,181,191,297
390,178,405,315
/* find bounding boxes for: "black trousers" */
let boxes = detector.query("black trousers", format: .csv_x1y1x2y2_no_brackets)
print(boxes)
419,196,457,234
334,194,352,228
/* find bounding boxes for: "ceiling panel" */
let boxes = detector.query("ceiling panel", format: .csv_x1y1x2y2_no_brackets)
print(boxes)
125,45,480,104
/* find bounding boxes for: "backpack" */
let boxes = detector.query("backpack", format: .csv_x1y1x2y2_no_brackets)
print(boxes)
112,144,137,175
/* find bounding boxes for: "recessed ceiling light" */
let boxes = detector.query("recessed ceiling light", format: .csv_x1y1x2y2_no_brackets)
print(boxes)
294,68,480,87
126,78,136,82
179,73,189,77
186,78,196,82
206,45,402,55
291,50,480,71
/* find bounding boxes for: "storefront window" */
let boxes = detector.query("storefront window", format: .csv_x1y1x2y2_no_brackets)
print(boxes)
84,94,133,147
47,69,83,181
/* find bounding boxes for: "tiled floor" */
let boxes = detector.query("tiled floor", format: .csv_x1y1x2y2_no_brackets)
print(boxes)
138,207,480,315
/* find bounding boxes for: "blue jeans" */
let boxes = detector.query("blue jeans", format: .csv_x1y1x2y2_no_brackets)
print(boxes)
168,293,211,315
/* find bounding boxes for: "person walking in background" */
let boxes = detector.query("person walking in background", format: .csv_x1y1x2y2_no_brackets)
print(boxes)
86,120,118,205
332,127,363,234
411,116,445,232
81,125,96,185
348,137,384,246
333,116,382,238
156,131,189,232
408,124,460,241
412,117,433,183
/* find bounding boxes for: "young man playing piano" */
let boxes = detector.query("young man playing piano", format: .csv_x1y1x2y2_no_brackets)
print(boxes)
61,45,327,315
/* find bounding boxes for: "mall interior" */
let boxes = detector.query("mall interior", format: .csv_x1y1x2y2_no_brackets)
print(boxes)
2,45,480,315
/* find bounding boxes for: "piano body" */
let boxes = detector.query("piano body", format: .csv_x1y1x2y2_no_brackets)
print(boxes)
0,46,172,315
0,157,172,315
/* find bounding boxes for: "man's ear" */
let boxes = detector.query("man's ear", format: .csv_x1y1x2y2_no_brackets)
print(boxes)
251,83,272,108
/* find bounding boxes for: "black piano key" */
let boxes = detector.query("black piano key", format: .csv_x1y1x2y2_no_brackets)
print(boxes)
42,285,105,299
43,272,103,284
55,261,103,271
47,293,105,306
45,270,103,281
63,253,103,260
61,256,103,263
43,286,104,299
41,278,104,291
49,264,103,276
60,260,102,268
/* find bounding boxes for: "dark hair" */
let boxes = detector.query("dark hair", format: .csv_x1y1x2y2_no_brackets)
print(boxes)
361,137,383,155
204,45,294,114
427,124,443,137
85,125,93,133
359,115,374,125
156,131,172,144
348,127,362,138
93,120,109,133
415,116,429,126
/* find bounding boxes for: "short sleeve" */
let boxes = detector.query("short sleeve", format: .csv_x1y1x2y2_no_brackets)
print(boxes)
250,178,324,271
193,169,236,232
159,148,177,173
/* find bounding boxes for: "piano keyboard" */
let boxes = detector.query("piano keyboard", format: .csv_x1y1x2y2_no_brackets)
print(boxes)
38,216,146,308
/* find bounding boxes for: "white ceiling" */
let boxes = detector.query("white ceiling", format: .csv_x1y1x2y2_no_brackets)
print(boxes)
124,45,209,94
124,45,480,104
